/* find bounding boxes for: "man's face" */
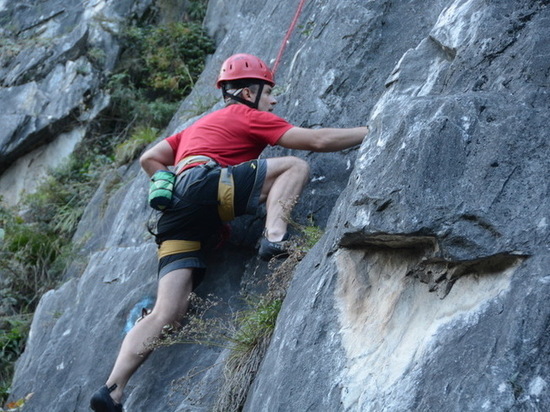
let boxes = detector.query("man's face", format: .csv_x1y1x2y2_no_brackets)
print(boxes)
250,85,277,112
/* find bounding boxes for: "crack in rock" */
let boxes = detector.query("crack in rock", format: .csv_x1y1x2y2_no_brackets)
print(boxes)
406,252,526,299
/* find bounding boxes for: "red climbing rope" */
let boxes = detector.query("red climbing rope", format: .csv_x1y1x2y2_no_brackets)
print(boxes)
272,0,308,76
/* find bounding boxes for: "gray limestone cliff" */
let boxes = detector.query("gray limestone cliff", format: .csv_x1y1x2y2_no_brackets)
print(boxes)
4,0,550,411
0,0,160,203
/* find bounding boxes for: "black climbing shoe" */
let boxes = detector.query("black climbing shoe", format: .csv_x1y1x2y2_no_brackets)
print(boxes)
90,384,123,412
258,233,290,261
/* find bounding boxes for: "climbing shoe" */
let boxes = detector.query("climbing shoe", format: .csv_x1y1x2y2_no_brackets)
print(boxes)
90,384,123,412
258,233,290,261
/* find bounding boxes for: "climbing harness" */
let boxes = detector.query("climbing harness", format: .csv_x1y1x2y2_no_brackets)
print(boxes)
217,168,235,222
176,155,236,222
158,239,201,259
175,155,215,175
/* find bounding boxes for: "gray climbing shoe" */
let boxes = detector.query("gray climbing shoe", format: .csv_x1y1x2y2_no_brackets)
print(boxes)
258,233,290,261
90,384,123,412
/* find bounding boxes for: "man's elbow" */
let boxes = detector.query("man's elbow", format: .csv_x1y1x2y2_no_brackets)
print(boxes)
139,149,157,174
139,151,150,170
308,134,333,152
279,128,332,152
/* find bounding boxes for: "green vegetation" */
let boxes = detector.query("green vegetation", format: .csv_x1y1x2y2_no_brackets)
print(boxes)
107,20,214,129
289,216,324,250
214,223,323,412
299,20,316,37
186,0,209,22
229,297,282,353
0,134,118,403
0,316,31,403
114,126,159,166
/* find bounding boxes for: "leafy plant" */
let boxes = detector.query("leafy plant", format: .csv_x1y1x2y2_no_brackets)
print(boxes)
87,47,106,67
0,315,31,404
114,126,158,166
107,21,215,129
186,0,209,22
0,211,62,313
142,22,213,96
213,219,322,411
0,135,116,403
299,20,315,37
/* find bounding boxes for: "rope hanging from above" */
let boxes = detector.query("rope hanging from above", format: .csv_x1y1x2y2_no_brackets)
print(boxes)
272,0,308,76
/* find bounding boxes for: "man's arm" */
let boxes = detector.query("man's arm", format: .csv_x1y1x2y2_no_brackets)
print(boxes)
277,126,369,152
140,140,175,177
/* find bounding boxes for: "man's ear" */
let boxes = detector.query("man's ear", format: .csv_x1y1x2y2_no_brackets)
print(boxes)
241,87,255,102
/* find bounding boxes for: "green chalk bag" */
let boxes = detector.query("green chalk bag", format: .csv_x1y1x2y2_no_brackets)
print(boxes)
148,170,176,211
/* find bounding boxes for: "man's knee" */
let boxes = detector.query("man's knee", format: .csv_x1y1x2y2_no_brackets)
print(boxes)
263,157,310,196
288,156,310,178
149,303,187,327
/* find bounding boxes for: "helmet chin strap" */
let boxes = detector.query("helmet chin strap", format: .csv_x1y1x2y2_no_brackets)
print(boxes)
222,83,265,109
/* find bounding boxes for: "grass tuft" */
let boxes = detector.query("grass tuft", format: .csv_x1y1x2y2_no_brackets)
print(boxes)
114,127,159,166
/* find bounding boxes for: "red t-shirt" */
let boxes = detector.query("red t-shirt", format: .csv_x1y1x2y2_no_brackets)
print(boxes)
166,104,294,167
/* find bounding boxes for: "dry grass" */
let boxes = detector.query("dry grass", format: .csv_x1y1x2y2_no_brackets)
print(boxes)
212,229,319,411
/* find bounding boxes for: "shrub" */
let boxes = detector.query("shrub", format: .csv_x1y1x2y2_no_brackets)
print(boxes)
107,21,215,128
229,297,282,353
0,315,31,404
0,143,108,403
186,0,209,22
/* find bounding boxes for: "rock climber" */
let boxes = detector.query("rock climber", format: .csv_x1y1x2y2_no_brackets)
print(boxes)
90,53,369,411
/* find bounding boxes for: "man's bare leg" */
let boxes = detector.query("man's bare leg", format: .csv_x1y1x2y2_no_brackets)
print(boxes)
104,268,194,404
261,156,310,241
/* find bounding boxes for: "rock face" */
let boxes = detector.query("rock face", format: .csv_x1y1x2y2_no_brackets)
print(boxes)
244,1,550,411
7,0,550,411
0,0,154,202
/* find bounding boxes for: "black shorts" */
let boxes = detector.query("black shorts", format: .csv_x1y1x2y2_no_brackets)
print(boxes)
155,159,266,286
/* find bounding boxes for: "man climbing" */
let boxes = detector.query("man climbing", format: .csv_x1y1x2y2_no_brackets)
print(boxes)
90,53,369,411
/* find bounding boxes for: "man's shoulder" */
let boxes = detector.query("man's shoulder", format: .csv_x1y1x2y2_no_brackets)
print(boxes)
211,104,290,128
208,104,250,119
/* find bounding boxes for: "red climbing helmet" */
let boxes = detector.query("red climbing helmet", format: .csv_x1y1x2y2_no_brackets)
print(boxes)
216,53,275,88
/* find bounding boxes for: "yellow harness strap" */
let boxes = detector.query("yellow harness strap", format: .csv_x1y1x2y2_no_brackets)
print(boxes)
158,240,201,259
174,155,235,222
175,155,214,175
218,168,235,222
